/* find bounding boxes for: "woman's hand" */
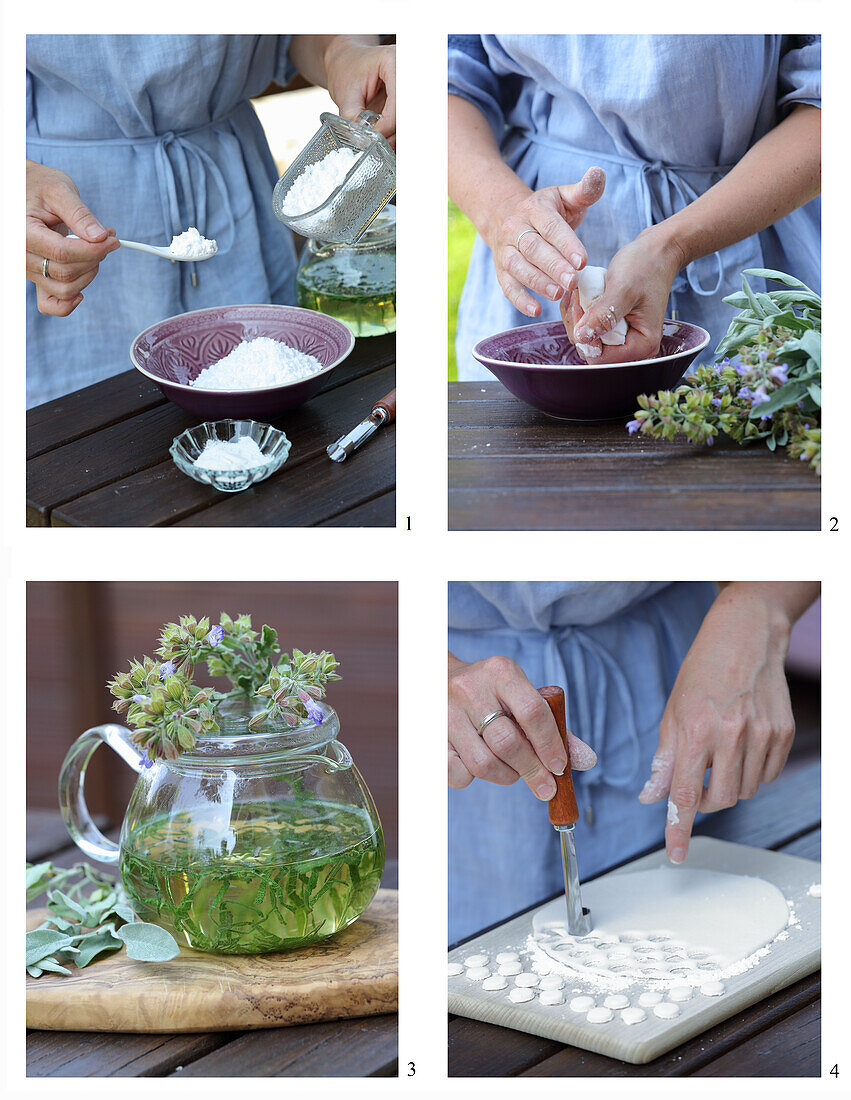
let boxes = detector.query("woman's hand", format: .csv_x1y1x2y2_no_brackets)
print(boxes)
449,653,597,800
26,160,119,317
485,168,606,318
561,227,684,362
323,38,396,148
639,583,813,864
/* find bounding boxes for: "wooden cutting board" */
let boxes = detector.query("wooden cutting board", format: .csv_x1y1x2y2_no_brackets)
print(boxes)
448,839,820,1065
27,889,396,1033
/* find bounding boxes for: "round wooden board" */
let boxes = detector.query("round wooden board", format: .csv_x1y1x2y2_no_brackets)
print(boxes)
27,889,397,1033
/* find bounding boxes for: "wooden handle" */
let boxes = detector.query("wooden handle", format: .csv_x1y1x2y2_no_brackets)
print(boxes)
538,686,579,827
373,389,396,423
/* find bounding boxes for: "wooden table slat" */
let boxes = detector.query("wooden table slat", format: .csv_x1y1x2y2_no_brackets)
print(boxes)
26,1030,230,1078
778,830,821,862
171,1014,398,1078
317,489,396,526
692,1000,820,1077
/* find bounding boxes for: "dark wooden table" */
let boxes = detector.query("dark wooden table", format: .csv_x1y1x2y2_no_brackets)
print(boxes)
449,760,821,1077
27,335,395,528
27,811,398,1078
449,382,820,531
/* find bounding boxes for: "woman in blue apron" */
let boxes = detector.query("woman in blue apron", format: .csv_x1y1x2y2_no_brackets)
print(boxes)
26,35,396,407
448,581,818,943
448,35,820,377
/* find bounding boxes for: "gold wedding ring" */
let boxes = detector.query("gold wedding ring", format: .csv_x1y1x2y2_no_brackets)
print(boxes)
477,710,507,736
41,257,50,279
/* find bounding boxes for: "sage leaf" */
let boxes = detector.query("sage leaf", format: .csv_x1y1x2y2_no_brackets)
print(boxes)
26,928,74,967
74,928,123,968
26,862,55,891
116,922,181,961
26,965,43,978
35,956,73,976
112,902,137,923
48,889,87,922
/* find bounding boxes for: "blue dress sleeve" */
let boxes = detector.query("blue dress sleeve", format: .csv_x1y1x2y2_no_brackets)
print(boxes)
448,35,511,141
778,34,821,114
275,35,296,87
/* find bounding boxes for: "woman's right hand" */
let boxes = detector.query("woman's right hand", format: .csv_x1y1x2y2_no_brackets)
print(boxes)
448,653,597,800
485,167,607,318
26,160,119,316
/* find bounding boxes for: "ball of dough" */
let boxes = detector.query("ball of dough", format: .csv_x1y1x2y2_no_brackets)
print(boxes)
569,995,595,1012
539,975,565,991
509,987,534,1003
498,960,522,976
464,954,488,968
586,1007,614,1024
448,962,464,976
540,989,566,1006
514,972,539,988
465,966,490,981
653,1002,681,1019
603,994,630,1010
496,951,519,964
483,975,508,991
621,1007,647,1025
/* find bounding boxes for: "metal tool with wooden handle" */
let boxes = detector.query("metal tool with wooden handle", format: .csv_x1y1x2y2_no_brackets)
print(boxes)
539,685,592,936
327,389,396,462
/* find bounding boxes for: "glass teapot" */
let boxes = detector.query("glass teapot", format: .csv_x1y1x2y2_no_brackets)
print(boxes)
58,701,384,955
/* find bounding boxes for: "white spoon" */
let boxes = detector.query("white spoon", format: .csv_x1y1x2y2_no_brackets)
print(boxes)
67,234,217,261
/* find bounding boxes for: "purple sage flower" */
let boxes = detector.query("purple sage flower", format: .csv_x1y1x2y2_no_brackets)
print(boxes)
758,349,768,361
626,419,641,435
206,624,225,647
159,661,176,681
750,387,771,408
759,412,773,421
140,755,154,770
710,398,721,409
769,363,789,385
739,386,753,400
132,693,149,704
305,697,324,725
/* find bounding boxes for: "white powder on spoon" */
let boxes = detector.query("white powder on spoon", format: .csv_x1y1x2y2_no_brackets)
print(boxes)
190,337,327,391
170,226,217,258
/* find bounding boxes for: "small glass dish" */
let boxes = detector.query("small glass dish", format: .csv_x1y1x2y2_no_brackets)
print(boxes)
170,420,292,493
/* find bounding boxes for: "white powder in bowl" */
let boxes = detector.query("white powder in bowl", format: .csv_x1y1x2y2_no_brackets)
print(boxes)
193,436,268,472
282,148,362,216
190,338,327,392
170,227,217,258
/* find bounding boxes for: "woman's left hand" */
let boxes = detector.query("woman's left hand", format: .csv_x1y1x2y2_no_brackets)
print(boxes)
561,227,684,363
639,584,798,864
324,39,396,148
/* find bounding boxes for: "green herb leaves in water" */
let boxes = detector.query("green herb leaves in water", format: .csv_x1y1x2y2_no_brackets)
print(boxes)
107,612,341,761
119,801,384,954
26,861,180,978
629,269,821,474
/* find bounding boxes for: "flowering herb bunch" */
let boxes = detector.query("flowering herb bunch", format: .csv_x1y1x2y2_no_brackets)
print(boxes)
26,861,179,979
628,269,821,474
108,613,341,762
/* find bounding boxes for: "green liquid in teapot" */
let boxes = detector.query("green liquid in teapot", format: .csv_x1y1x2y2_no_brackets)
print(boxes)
296,252,396,337
120,800,384,954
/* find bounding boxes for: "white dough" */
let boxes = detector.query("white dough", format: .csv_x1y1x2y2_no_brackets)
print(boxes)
621,1007,647,1025
498,961,522,976
700,981,726,997
603,994,630,1010
569,995,595,1012
496,951,520,964
575,265,627,346
653,1002,681,1019
464,954,488,968
509,987,534,1003
514,972,539,988
483,975,508,991
466,966,490,981
667,799,680,825
540,990,566,1006
586,1007,614,1024
447,962,464,976
539,975,565,991
638,991,663,1007
668,985,693,1002
808,883,821,898
533,867,789,971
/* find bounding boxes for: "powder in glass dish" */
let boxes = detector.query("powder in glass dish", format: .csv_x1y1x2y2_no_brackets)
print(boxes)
190,338,326,391
193,436,268,472
282,148,362,216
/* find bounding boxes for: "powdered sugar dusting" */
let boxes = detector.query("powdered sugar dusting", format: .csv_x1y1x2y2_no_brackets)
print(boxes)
190,338,327,391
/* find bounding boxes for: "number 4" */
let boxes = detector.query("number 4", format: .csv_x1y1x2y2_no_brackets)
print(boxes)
830,1064,838,1078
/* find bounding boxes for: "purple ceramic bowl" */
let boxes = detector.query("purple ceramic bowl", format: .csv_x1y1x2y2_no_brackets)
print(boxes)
473,319,711,421
130,305,355,419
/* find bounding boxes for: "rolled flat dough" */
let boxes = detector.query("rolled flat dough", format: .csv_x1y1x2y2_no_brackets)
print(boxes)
533,867,789,968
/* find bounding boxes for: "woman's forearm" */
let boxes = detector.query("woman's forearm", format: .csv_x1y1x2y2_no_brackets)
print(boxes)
448,94,531,247
715,581,821,640
287,34,379,89
649,104,821,271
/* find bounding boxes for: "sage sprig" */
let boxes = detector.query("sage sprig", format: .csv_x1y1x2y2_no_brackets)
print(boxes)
108,613,341,759
26,861,180,978
628,269,821,474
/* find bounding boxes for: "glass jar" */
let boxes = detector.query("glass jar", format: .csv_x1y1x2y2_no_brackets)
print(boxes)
296,207,396,338
58,700,384,955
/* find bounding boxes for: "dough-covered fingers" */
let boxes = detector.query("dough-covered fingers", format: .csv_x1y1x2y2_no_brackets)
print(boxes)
665,749,708,863
481,715,556,801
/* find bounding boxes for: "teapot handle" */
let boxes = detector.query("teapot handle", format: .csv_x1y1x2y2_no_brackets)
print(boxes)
58,724,150,864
